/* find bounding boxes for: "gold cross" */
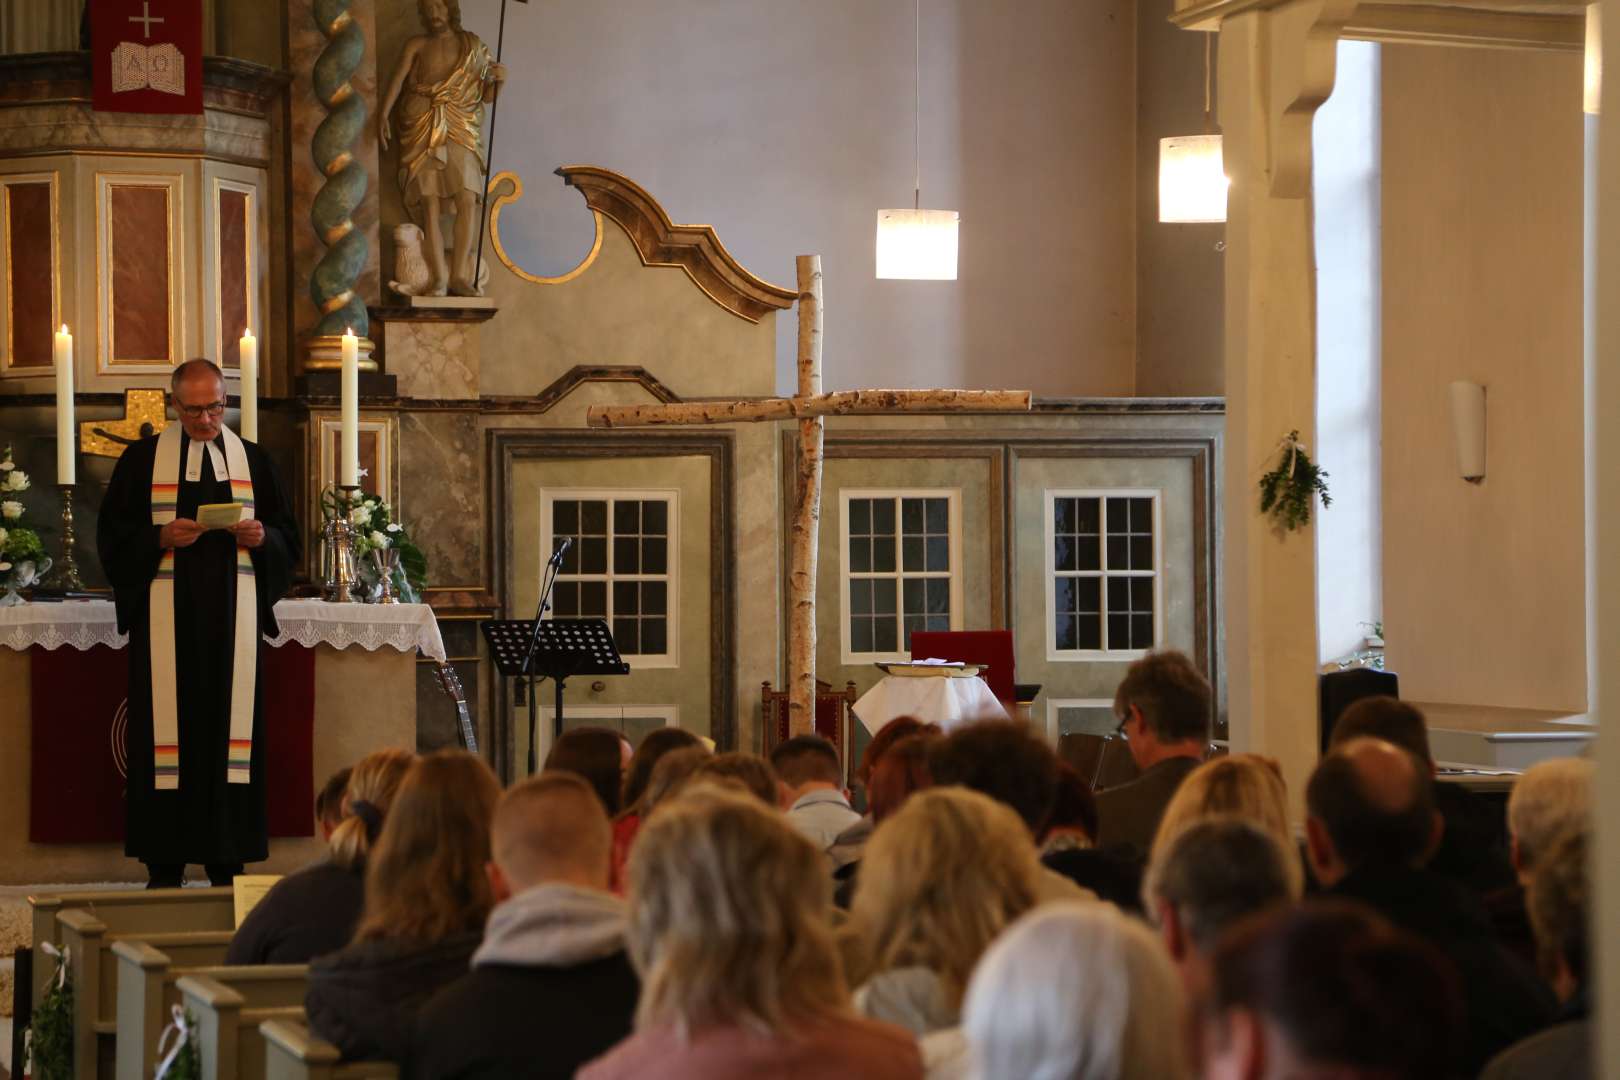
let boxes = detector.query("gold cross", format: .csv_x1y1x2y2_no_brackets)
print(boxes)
128,1,165,39
586,255,1031,736
80,388,169,460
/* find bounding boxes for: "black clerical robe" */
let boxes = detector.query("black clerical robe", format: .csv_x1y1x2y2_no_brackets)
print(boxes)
96,432,300,865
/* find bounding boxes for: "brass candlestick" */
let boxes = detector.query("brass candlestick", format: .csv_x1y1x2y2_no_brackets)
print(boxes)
47,484,83,591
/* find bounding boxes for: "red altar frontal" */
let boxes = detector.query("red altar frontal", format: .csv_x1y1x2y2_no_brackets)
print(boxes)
0,599,442,884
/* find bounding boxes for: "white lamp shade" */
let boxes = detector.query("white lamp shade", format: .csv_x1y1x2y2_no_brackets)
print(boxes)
1587,4,1602,115
1158,134,1228,224
876,208,959,280
1448,380,1487,482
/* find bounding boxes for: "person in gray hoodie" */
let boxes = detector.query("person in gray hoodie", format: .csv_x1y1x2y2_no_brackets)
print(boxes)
407,771,639,1080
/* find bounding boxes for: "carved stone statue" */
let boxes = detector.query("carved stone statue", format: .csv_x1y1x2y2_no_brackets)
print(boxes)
379,0,506,297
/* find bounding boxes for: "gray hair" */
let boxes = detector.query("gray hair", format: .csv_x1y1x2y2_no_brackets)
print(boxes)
1508,758,1594,872
170,358,225,392
962,901,1188,1080
1145,817,1298,952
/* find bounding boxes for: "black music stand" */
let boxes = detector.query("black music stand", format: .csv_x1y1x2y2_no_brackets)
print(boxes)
482,617,629,774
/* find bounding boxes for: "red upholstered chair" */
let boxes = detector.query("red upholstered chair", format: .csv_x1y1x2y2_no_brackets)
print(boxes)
909,630,1016,704
760,680,858,783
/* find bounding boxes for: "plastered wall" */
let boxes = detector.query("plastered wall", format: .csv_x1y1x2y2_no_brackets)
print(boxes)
1381,44,1586,712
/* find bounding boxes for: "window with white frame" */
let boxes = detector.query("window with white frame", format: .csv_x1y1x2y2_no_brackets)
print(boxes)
542,491,677,665
1045,490,1160,659
840,489,962,661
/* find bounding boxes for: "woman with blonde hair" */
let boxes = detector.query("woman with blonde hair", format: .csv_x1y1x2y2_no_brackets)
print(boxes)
306,749,502,1062
1144,754,1304,901
580,787,921,1079
958,901,1188,1080
227,747,415,965
844,786,1043,1036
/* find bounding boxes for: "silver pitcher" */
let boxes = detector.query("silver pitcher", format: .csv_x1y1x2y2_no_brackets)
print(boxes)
320,515,360,602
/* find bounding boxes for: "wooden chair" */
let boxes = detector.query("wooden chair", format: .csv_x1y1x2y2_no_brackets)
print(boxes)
260,1019,399,1080
114,945,303,1080
178,972,313,1080
760,679,857,783
57,908,236,1080
29,887,235,1002
1056,731,1142,792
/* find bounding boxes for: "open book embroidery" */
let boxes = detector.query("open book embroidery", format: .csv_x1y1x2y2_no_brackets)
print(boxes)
111,42,185,96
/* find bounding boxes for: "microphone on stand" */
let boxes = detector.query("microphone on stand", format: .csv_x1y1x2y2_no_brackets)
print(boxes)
548,536,573,566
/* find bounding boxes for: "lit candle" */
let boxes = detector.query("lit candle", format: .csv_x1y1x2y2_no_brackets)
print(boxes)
54,324,74,485
340,329,359,488
238,329,258,442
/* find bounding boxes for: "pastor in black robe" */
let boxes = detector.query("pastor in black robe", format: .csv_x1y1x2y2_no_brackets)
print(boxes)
96,432,300,868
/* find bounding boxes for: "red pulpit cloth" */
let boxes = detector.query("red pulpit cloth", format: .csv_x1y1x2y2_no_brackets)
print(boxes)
29,644,316,843
91,0,205,116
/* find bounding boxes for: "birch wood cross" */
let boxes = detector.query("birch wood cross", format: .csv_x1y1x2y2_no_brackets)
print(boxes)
585,255,1032,736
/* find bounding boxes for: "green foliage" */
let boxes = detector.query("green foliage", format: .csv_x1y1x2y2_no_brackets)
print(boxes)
1258,430,1331,532
3,525,46,562
321,486,429,600
27,952,73,1080
159,1010,202,1080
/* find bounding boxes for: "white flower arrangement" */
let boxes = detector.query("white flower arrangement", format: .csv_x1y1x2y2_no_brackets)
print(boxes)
320,486,427,602
2,501,22,521
0,446,46,598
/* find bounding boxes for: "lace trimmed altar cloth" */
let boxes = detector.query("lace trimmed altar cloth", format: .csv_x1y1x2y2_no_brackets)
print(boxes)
0,598,447,662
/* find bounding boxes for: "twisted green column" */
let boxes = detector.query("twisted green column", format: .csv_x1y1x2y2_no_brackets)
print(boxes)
309,0,369,339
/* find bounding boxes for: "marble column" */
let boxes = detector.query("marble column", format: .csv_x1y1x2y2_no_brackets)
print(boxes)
289,0,382,353
1215,0,1353,817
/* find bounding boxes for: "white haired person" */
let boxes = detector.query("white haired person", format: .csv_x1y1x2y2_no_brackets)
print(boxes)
579,787,922,1079
945,900,1188,1080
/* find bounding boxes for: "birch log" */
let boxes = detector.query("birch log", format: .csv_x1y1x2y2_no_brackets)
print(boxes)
585,389,1032,428
789,255,824,735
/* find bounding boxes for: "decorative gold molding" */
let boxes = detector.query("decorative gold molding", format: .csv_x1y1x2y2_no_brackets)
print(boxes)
1175,0,1583,50
1,170,59,378
486,170,604,286
210,176,259,372
555,165,796,324
95,170,184,374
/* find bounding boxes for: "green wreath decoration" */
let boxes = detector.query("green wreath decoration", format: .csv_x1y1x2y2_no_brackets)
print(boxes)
27,945,73,1080
1258,430,1331,531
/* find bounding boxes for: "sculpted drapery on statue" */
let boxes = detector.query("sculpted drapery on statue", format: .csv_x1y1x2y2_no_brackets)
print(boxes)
379,0,506,297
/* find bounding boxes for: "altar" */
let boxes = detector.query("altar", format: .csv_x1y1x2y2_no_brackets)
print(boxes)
0,599,444,885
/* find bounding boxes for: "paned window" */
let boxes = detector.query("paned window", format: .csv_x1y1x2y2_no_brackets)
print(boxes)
841,490,961,661
1046,491,1159,659
544,491,676,664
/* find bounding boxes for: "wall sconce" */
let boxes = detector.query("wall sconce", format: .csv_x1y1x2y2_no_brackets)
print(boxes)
1448,380,1487,483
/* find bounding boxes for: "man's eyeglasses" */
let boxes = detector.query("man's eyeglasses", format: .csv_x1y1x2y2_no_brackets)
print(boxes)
178,401,226,419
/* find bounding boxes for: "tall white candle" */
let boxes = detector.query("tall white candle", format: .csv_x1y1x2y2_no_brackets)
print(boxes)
238,329,258,442
54,324,74,485
340,329,359,488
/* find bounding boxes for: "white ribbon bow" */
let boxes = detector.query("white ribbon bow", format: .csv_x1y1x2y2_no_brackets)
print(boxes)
38,941,69,989
154,1004,193,1078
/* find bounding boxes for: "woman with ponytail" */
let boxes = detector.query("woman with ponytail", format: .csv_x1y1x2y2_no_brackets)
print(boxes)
227,747,415,965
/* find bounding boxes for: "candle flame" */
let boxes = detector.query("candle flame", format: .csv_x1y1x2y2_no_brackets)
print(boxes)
344,327,355,337
59,324,68,334
243,328,251,338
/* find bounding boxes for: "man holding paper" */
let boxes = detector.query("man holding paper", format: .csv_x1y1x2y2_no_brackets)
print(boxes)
96,359,301,887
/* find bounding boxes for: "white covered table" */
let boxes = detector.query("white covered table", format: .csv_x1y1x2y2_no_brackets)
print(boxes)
0,598,443,884
852,672,1008,735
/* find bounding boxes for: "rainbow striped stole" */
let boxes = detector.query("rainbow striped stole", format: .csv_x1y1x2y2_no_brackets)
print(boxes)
147,426,259,789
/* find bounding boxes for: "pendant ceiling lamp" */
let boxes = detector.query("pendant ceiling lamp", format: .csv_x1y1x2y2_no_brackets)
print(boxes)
876,0,958,280
1586,3,1602,116
1159,34,1228,224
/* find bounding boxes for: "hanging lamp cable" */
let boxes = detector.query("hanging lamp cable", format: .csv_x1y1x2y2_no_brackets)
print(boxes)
914,0,922,210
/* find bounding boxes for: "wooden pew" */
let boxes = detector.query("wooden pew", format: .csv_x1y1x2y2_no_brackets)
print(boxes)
29,887,235,1001
180,974,329,1080
58,909,235,1080
113,943,303,1080
260,1020,399,1080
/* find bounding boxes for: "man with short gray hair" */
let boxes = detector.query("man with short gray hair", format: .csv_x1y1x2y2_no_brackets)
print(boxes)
97,358,300,887
1144,817,1297,986
1506,757,1593,885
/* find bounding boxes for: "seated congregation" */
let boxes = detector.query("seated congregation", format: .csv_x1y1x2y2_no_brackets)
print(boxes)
37,648,1595,1079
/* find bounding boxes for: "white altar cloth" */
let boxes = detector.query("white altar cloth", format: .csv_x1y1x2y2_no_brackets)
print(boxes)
0,598,447,661
852,672,1008,735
